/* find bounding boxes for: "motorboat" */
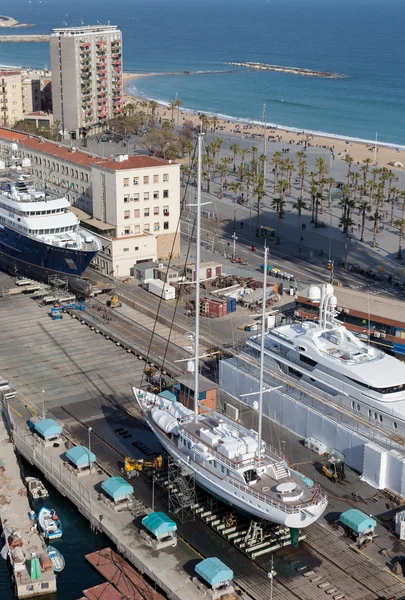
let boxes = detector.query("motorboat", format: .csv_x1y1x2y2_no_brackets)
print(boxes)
246,283,405,434
26,477,49,501
37,507,62,540
47,546,65,573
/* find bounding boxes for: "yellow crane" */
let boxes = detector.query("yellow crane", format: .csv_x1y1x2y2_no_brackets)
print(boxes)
122,455,164,479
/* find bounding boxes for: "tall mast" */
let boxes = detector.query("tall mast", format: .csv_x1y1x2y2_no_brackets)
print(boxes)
194,133,204,417
257,243,268,460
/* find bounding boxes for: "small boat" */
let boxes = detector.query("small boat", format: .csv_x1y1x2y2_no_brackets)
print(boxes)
26,477,49,500
47,546,65,573
37,507,62,540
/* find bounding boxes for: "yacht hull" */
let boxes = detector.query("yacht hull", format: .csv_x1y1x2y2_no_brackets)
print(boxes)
0,225,98,284
146,416,325,529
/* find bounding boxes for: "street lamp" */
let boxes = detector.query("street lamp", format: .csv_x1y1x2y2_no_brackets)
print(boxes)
41,389,45,420
88,426,93,474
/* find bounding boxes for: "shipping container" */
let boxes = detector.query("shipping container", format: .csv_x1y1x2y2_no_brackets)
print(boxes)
147,279,176,301
227,297,237,313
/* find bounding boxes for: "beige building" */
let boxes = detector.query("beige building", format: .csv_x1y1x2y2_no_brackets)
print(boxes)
0,129,180,277
50,25,123,138
22,78,41,114
0,71,24,127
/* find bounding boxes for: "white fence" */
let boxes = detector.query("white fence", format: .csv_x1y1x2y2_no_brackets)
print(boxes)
220,359,405,494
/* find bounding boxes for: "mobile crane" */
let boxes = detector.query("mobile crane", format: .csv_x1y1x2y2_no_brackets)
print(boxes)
122,455,164,479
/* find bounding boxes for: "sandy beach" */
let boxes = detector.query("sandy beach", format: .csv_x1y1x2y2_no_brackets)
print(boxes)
122,72,405,170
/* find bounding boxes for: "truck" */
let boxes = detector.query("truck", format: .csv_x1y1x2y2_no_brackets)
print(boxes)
147,279,176,301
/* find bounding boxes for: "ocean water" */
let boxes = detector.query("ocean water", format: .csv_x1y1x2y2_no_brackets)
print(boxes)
0,461,108,600
0,0,404,144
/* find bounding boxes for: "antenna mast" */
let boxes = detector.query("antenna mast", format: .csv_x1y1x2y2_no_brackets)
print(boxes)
194,133,204,417
257,243,268,460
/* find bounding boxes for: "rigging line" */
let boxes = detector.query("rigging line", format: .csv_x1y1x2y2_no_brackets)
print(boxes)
140,139,199,389
158,140,200,378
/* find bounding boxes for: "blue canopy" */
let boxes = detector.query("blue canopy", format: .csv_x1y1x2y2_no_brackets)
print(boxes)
66,446,95,467
340,509,376,534
142,512,177,537
34,419,62,439
158,390,177,402
101,476,132,500
195,558,233,587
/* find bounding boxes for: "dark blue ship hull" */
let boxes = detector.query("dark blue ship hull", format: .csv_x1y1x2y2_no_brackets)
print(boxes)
0,225,98,283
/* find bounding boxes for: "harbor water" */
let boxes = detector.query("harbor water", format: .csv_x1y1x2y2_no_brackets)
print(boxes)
0,460,109,600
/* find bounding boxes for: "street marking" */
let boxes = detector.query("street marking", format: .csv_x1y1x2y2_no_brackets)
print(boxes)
9,404,22,418
16,394,37,416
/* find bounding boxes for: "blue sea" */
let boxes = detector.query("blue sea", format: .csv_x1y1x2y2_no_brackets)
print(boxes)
0,0,403,140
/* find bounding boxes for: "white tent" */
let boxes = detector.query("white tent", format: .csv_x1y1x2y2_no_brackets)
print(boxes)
388,160,403,168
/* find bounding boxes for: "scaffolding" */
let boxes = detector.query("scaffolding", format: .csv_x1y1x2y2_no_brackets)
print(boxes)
167,456,196,524
48,274,69,294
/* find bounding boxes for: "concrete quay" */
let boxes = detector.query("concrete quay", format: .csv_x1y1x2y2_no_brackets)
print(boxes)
0,35,50,42
0,418,56,598
8,416,207,600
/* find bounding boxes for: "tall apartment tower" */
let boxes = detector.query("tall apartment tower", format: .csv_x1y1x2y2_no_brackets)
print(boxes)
50,25,123,138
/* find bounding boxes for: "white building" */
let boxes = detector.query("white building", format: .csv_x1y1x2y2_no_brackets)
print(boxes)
50,25,123,138
0,129,180,277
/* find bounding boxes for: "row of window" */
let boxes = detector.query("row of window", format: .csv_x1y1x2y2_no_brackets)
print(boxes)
124,206,169,219
123,221,169,235
124,174,169,186
30,156,90,182
122,246,140,252
123,190,169,202
32,170,89,197
351,400,398,429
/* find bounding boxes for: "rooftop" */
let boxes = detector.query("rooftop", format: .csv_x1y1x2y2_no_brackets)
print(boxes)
52,25,119,34
178,374,218,393
98,155,174,171
0,71,21,77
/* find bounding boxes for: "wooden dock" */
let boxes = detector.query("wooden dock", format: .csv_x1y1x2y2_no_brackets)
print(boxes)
85,548,165,600
79,581,126,600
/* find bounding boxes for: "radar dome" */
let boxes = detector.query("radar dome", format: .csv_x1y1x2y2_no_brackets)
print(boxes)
325,283,334,295
10,143,18,152
329,295,337,307
186,359,195,373
307,285,321,301
253,400,259,411
22,158,31,168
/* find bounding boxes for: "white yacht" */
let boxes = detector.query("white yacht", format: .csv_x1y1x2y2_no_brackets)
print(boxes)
247,284,405,434
133,134,327,530
0,177,101,286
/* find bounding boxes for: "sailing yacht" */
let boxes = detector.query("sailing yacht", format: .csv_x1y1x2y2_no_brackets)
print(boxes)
133,134,327,529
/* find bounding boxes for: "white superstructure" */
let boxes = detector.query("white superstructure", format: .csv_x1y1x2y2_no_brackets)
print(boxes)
133,387,327,528
247,284,405,434
0,178,100,252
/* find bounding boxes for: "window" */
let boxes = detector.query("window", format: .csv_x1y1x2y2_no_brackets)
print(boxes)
133,193,139,201
134,209,140,218
123,177,129,187
144,192,149,201
163,205,169,216
144,208,150,217
123,248,129,252
135,246,139,250
153,174,159,183
133,177,139,185
153,191,159,199
143,175,149,184
163,189,169,198
154,206,159,215
163,173,169,182
154,222,160,231
124,195,129,203
144,223,150,232
124,228,130,235
164,221,169,230
134,225,140,234
394,422,398,429
124,210,130,219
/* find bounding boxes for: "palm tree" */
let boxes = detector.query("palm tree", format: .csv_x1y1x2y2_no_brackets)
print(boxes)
211,116,219,136
230,143,240,172
298,161,308,201
357,200,369,242
344,154,354,184
251,145,258,164
174,98,183,125
169,100,177,123
180,164,190,187
240,147,250,170
388,186,400,226
369,209,382,248
284,157,295,195
271,151,283,193
293,198,307,252
202,153,214,193
259,153,267,178
271,196,285,245
216,162,228,198
212,138,223,168
254,175,265,236
199,113,210,133
229,181,242,229
149,100,158,121
395,191,405,259
340,213,355,269
326,177,336,209
309,182,319,223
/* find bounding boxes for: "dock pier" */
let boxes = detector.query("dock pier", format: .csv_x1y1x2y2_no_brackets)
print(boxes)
0,418,56,598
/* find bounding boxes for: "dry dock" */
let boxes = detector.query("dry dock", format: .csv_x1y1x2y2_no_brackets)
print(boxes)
0,418,56,598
